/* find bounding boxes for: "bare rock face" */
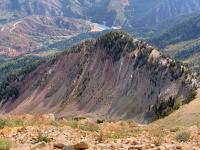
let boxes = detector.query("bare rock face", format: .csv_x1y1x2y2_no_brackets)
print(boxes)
74,142,89,149
0,31,197,123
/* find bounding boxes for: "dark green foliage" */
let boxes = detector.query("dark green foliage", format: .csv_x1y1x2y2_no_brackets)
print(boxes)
169,61,184,80
33,133,51,143
97,31,135,61
0,39,97,103
36,31,109,52
0,52,63,102
0,55,46,102
0,118,6,129
152,87,197,119
62,40,95,55
185,89,197,104
174,45,200,59
134,49,150,68
153,96,180,118
0,138,13,150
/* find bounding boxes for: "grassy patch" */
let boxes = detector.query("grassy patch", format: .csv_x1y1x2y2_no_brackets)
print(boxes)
0,118,6,129
103,122,142,139
66,120,99,132
0,138,12,150
0,116,62,129
79,122,99,132
170,127,180,133
5,118,24,127
33,133,51,143
47,120,61,127
67,120,79,129
150,126,166,146
0,117,24,128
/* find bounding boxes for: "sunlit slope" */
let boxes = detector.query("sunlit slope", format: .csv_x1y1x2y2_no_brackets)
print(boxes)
156,89,200,127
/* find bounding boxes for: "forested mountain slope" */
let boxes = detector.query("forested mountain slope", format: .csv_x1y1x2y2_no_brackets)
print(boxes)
0,31,197,123
149,14,200,73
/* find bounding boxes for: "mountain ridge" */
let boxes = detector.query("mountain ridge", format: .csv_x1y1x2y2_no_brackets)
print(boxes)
1,0,200,28
1,0,200,57
149,14,200,74
0,31,197,123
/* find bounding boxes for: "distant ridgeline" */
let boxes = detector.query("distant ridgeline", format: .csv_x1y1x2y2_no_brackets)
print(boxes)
149,14,200,74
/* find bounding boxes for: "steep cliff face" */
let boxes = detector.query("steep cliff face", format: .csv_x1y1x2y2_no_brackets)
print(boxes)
0,31,197,123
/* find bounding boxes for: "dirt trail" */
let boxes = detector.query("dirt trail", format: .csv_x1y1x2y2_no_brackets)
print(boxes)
1,27,5,32
9,21,22,32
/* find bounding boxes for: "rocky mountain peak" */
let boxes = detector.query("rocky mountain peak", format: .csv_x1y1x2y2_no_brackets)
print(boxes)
0,31,197,123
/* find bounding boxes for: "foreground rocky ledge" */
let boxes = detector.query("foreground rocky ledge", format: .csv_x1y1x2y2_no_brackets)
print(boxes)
0,115,199,150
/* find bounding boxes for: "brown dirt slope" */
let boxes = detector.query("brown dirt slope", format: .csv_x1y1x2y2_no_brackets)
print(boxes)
157,88,200,127
0,31,197,123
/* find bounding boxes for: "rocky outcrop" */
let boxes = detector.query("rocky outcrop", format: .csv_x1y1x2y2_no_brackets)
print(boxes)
0,31,197,123
0,116,199,150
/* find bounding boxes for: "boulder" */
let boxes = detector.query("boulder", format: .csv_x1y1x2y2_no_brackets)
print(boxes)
74,142,89,150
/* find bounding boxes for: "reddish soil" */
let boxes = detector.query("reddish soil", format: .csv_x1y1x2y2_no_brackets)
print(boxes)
0,34,196,123
0,15,91,57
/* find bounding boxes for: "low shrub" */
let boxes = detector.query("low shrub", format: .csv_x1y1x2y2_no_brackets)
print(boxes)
33,133,51,143
176,131,191,142
67,120,79,129
79,122,99,132
150,127,166,146
170,127,180,132
0,118,6,129
6,118,24,127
